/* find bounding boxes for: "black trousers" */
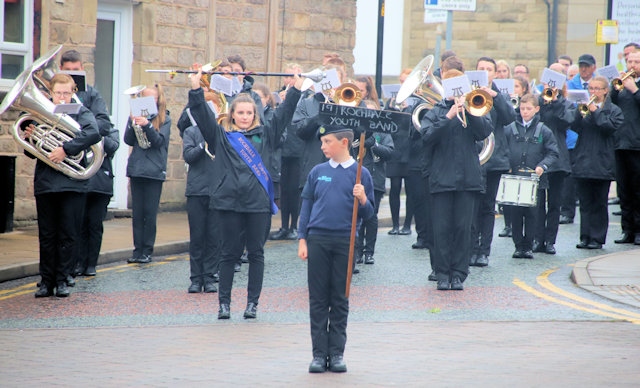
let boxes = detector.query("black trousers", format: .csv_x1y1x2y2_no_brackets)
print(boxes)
405,171,429,245
307,234,350,358
576,178,611,244
615,150,640,235
280,156,301,231
130,177,163,258
36,191,85,287
187,196,219,283
431,191,476,283
217,210,270,306
511,206,537,251
560,150,577,219
75,192,111,273
356,190,383,256
388,176,413,229
535,171,566,245
472,171,504,256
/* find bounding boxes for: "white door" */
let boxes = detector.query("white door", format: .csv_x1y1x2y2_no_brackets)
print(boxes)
96,1,133,209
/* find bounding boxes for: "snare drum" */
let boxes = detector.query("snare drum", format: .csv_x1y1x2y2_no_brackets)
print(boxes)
496,174,539,207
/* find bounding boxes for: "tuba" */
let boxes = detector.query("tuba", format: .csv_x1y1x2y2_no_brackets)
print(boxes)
124,85,152,150
0,45,104,180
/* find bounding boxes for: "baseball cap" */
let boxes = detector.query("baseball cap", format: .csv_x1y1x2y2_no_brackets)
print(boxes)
578,54,596,66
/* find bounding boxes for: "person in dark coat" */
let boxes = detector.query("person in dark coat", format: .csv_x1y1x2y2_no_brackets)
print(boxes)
25,73,101,297
186,64,304,320
124,84,171,264
420,69,493,291
573,76,624,249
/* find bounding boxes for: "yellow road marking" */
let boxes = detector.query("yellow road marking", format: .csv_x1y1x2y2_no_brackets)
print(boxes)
513,278,640,324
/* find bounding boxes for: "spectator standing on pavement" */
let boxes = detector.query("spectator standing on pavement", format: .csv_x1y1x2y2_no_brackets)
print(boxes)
124,84,171,265
298,125,375,373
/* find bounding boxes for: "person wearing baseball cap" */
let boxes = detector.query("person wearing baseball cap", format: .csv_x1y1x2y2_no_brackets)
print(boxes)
568,54,597,90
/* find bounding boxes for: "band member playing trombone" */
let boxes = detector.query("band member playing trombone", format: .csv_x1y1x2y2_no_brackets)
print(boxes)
610,50,640,244
573,76,624,249
420,68,493,291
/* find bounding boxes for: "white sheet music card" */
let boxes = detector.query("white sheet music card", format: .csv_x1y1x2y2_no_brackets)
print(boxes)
130,96,158,117
313,68,340,94
230,77,243,95
442,75,472,99
566,89,590,104
493,79,515,95
540,68,566,90
465,70,489,88
53,103,82,115
381,84,401,99
209,74,233,96
596,65,620,82
206,100,219,118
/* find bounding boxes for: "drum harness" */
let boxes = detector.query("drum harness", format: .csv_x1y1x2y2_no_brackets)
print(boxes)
509,121,544,176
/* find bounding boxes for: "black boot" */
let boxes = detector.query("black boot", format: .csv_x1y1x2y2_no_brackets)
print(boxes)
218,304,231,319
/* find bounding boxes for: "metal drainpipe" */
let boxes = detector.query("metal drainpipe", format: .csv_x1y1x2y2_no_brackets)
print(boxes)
543,0,559,66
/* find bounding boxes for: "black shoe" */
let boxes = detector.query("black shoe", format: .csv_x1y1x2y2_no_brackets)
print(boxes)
522,250,534,259
56,282,70,297
73,265,84,277
437,279,450,290
498,226,512,237
468,254,478,267
218,304,231,319
243,302,257,319
364,253,375,265
137,255,152,264
388,227,400,235
234,263,242,272
587,241,603,249
65,275,76,287
450,277,464,291
127,256,141,264
352,266,360,274
83,266,97,276
269,228,289,240
545,244,556,254
308,357,328,373
559,215,574,224
240,251,249,263
475,254,489,267
576,239,589,249
411,241,428,249
188,281,202,294
355,254,364,264
203,282,218,293
329,355,347,373
286,228,298,240
512,250,525,259
614,233,634,244
35,283,53,298
532,241,545,253
428,270,437,282
398,227,411,235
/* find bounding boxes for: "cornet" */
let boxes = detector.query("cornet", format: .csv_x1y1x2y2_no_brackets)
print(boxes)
578,95,597,117
124,85,152,149
542,87,558,104
611,70,637,91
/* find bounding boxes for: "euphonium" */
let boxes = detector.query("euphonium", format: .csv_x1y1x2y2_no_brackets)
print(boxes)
542,87,558,104
0,45,104,180
123,85,151,149
578,95,597,117
334,82,363,107
611,70,637,91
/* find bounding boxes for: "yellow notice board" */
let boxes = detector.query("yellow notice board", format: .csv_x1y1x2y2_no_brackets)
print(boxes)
596,20,619,45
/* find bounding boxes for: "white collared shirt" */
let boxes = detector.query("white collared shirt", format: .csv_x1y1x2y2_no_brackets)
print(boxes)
329,157,356,169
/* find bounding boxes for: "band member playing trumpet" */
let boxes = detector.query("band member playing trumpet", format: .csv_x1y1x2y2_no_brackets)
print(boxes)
420,69,493,291
610,50,640,244
573,76,624,249
24,73,101,297
187,63,304,320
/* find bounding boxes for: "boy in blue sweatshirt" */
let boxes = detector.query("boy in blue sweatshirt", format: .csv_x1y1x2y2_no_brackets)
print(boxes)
298,125,375,373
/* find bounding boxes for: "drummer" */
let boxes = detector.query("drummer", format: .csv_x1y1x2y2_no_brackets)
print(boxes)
504,94,559,259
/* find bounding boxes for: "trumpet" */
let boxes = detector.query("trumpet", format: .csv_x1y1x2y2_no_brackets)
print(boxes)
578,95,597,117
611,70,637,91
542,87,558,104
124,85,151,149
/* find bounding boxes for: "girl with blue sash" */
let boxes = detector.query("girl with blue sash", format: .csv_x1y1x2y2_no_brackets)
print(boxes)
187,65,304,320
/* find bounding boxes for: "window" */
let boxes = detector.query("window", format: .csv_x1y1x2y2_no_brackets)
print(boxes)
0,0,33,88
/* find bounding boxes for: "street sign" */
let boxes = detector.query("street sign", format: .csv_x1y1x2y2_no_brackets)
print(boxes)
424,9,448,24
424,0,476,11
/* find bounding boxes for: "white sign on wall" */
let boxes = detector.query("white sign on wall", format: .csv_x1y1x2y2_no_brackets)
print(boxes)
424,0,477,12
607,0,640,69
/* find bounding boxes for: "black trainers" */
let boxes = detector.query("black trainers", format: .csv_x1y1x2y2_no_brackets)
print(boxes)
35,283,53,298
203,282,218,293
218,304,230,319
243,302,257,319
56,282,70,297
364,254,375,264
308,357,328,373
188,281,202,293
137,255,152,264
329,355,347,373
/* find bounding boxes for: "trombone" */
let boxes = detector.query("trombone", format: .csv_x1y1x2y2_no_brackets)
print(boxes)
146,67,326,83
456,88,493,128
578,95,597,117
611,70,637,91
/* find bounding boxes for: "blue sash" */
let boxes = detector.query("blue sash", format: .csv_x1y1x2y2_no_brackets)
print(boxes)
226,131,278,214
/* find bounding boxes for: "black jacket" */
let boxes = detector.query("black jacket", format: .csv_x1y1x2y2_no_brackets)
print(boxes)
182,125,216,197
187,86,301,213
292,93,328,189
538,95,576,173
610,79,640,150
571,99,624,180
420,99,493,193
350,132,394,192
483,84,516,172
75,85,112,137
87,127,120,195
124,111,171,181
32,106,101,195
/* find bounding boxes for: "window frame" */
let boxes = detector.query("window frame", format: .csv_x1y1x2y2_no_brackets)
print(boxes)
0,0,34,89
